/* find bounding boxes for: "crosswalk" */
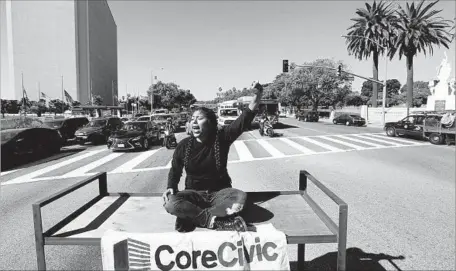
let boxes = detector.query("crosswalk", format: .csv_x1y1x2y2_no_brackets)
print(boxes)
1,133,430,185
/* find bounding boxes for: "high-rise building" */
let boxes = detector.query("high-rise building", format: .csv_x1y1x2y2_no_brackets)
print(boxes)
0,0,118,105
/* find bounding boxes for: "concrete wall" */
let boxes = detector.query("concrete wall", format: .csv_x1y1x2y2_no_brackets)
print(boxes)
8,0,77,101
77,0,117,106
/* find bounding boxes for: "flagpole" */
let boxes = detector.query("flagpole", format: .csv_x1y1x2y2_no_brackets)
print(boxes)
61,76,64,115
22,72,26,117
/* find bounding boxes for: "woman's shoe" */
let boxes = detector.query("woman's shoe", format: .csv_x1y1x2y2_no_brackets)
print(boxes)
213,216,248,232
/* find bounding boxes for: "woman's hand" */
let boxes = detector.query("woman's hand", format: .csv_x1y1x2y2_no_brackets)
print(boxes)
251,81,264,93
162,188,174,204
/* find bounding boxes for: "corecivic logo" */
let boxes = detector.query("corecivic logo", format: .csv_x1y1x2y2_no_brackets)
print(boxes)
154,237,278,271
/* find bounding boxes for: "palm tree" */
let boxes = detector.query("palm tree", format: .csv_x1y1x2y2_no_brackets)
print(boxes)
345,0,397,107
389,0,452,113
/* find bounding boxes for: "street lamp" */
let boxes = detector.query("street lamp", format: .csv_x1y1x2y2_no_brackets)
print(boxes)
150,68,164,112
342,35,388,126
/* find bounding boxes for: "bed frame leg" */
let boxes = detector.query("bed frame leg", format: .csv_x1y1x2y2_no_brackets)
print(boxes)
33,204,46,270
297,244,305,270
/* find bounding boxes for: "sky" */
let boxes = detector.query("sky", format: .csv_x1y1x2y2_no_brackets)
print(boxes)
108,0,456,101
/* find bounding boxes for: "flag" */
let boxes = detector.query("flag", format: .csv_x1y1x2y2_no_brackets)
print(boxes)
64,89,74,104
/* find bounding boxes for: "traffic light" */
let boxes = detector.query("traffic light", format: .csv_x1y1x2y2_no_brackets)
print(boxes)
337,65,342,77
283,60,289,73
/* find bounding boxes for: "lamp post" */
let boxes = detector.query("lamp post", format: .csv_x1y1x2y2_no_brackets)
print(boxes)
342,35,388,126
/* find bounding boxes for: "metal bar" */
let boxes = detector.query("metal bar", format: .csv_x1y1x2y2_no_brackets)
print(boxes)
337,204,348,271
295,64,385,85
299,170,307,191
44,195,104,237
303,171,347,206
106,190,303,198
298,244,306,270
99,172,108,196
45,237,101,246
32,204,46,270
302,193,338,235
34,172,106,207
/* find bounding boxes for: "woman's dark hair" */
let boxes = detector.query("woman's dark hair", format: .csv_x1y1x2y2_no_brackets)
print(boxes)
183,107,221,174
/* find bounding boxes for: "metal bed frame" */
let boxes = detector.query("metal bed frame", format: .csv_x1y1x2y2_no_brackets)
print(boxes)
33,170,348,270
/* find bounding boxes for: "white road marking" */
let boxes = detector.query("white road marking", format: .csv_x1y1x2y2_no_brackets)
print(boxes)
233,141,254,161
297,137,343,152
279,138,316,154
370,134,423,145
257,139,285,158
61,152,124,178
351,134,402,146
1,150,104,185
0,169,19,177
110,149,159,173
165,159,172,168
320,136,366,150
334,135,384,147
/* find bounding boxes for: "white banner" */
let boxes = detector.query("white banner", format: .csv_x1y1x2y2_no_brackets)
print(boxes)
101,224,289,271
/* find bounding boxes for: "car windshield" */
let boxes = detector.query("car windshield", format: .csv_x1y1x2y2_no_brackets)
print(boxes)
350,115,360,118
1,130,22,143
122,123,146,131
220,110,238,117
43,120,64,128
86,120,106,127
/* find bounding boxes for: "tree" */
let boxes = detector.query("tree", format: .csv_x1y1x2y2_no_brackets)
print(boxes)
49,99,69,114
360,79,401,105
93,95,103,106
345,0,397,108
286,59,352,110
72,100,81,107
398,81,431,107
389,0,453,111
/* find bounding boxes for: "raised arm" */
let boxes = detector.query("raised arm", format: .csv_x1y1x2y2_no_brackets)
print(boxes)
221,82,264,143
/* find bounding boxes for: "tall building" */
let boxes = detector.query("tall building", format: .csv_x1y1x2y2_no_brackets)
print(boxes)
0,0,118,106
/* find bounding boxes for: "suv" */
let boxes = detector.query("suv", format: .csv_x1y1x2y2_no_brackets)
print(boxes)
75,117,123,144
297,110,319,122
43,117,89,142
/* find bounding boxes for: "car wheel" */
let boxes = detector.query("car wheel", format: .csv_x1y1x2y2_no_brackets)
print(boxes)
333,119,337,124
429,133,443,145
345,121,350,126
386,127,396,137
143,138,149,150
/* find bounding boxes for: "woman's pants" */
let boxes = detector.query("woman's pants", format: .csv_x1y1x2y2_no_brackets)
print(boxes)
164,188,247,232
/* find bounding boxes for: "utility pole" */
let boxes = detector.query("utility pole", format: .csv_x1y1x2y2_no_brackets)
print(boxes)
22,72,26,118
150,71,154,113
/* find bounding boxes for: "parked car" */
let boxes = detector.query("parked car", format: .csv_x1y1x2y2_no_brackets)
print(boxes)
297,110,319,122
333,114,366,126
74,117,123,144
107,121,160,151
43,117,89,142
1,127,62,170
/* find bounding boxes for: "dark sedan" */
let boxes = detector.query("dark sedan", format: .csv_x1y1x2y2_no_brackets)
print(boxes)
333,114,366,126
1,127,62,170
107,121,160,151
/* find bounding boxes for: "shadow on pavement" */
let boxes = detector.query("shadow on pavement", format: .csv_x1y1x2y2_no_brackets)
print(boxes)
289,247,405,271
1,146,88,171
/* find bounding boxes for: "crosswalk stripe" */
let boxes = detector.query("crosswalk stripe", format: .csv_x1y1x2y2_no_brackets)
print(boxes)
257,139,285,157
1,150,104,185
61,152,124,178
297,137,342,152
0,169,19,177
233,141,254,161
279,138,316,154
334,135,384,147
320,136,366,150
351,134,402,146
370,134,422,144
166,159,172,168
110,149,159,173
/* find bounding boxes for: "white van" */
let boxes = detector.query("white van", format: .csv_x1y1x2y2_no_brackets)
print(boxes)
217,108,240,126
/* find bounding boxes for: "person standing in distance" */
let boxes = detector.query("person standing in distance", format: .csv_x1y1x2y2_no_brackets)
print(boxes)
162,81,264,232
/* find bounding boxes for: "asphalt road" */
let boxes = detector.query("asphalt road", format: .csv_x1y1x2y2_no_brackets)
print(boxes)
1,117,454,270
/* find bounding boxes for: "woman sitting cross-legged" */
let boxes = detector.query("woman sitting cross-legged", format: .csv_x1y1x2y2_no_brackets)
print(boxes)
162,82,264,232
